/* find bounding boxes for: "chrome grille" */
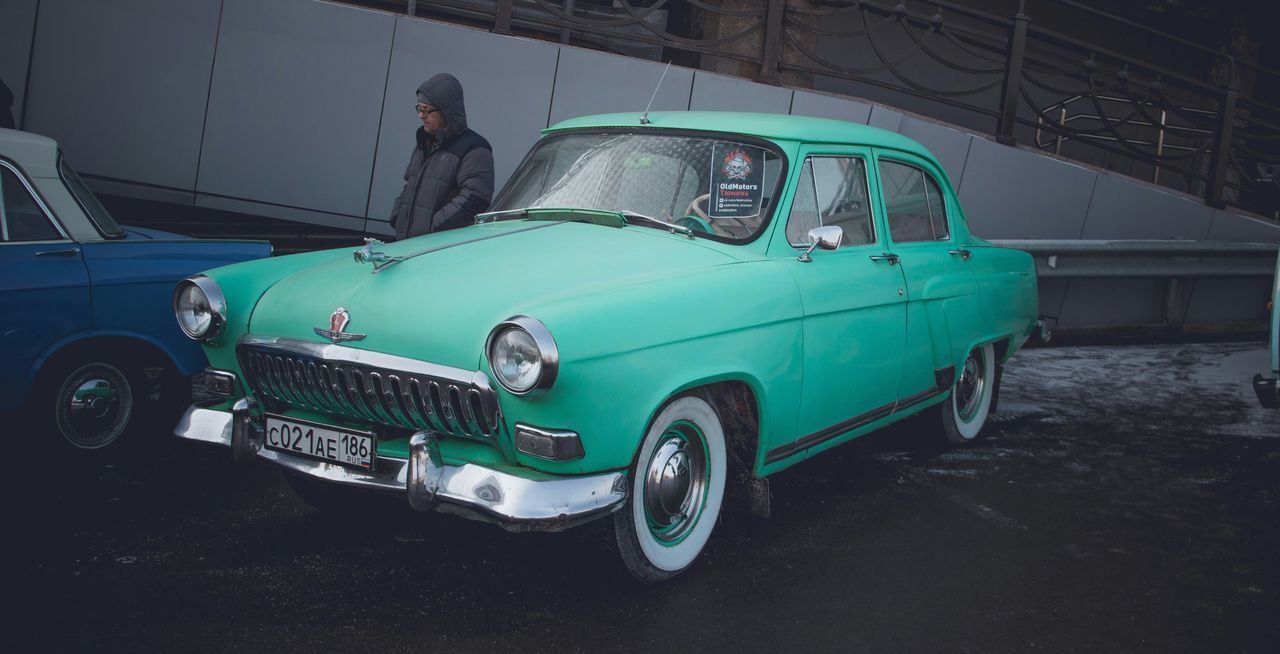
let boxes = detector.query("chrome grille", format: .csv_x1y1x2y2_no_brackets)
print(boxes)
237,335,502,439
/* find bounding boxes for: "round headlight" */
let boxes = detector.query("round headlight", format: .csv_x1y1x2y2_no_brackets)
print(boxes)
486,316,558,397
173,275,226,342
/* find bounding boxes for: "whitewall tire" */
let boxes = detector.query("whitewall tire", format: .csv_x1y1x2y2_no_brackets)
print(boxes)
941,343,996,444
613,394,727,582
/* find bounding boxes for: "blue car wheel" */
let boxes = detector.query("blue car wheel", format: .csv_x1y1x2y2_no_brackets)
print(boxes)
50,359,138,450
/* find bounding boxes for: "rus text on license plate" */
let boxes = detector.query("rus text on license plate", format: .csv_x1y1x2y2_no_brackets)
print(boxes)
264,414,375,470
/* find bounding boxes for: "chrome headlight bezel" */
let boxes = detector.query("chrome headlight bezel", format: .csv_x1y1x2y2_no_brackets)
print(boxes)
485,315,559,398
173,274,227,342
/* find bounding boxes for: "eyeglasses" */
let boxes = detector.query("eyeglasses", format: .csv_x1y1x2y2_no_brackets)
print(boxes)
415,104,440,116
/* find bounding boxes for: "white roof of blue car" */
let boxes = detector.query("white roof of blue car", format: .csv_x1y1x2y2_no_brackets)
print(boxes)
0,127,60,177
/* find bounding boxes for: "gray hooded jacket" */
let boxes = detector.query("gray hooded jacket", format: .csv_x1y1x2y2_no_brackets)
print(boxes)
390,74,494,239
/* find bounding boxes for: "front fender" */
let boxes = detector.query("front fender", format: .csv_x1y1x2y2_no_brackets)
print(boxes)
18,328,207,405
494,260,804,475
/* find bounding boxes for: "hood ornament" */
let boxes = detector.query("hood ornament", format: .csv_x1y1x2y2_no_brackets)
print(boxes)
314,307,366,343
354,238,405,273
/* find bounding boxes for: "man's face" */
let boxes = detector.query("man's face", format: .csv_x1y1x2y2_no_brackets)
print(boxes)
417,103,447,135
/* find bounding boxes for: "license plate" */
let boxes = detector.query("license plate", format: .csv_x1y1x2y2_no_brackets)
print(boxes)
264,414,376,471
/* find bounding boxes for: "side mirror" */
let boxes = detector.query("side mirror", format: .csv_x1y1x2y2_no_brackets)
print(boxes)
798,226,843,263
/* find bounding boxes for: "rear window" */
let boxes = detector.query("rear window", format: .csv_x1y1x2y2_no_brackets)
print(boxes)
59,153,124,238
1,163,62,242
880,160,949,243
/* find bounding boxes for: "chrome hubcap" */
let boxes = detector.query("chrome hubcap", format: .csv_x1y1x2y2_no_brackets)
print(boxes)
957,350,986,422
643,421,708,544
70,378,119,419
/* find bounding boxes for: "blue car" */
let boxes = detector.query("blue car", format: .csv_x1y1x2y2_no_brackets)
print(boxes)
0,128,272,449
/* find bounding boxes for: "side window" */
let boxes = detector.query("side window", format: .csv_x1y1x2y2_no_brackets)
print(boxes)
785,159,820,246
880,160,949,242
786,156,874,247
1,166,61,242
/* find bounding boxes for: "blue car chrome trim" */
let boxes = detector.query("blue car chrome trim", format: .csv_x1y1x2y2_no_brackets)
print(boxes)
173,403,626,531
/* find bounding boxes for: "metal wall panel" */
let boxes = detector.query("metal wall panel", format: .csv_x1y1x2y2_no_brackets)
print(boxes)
1183,279,1273,323
1055,279,1167,327
198,0,393,217
958,136,1097,239
1206,210,1280,243
1079,174,1214,240
897,116,973,190
367,18,559,224
548,48,693,127
0,0,37,129
689,72,792,114
867,106,902,132
1037,279,1070,327
789,90,871,124
23,0,221,191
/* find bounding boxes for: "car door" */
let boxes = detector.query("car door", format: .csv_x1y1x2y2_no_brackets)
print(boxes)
0,159,90,411
767,147,908,463
873,152,979,404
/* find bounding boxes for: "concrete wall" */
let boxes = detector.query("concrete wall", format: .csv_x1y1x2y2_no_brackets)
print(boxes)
13,0,1280,329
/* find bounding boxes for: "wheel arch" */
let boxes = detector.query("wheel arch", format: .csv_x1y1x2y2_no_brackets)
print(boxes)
952,332,1013,379
27,331,197,398
632,374,764,495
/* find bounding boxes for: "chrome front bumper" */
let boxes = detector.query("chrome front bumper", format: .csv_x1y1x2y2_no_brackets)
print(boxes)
173,402,628,532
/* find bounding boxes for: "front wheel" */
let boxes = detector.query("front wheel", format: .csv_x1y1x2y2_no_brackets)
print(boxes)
48,359,140,450
613,395,727,583
940,343,997,444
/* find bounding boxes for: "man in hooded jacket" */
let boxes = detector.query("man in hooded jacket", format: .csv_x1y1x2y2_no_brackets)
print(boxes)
390,73,494,240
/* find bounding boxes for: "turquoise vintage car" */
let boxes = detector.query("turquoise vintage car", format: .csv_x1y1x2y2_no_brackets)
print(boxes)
173,112,1039,581
1254,245,1279,408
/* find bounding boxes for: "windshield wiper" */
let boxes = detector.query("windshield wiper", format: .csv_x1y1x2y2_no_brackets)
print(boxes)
476,207,626,228
477,207,695,237
474,208,530,223
618,210,695,238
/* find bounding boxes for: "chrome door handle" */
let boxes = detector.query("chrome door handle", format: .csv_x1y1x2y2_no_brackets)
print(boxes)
948,249,972,261
35,247,81,258
869,253,900,265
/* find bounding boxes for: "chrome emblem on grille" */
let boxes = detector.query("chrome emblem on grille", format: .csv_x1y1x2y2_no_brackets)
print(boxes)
313,307,366,343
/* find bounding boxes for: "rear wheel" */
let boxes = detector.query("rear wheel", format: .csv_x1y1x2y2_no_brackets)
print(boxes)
613,395,727,583
940,343,996,444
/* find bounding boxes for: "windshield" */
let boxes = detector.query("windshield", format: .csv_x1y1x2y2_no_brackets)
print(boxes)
493,131,785,242
59,153,124,238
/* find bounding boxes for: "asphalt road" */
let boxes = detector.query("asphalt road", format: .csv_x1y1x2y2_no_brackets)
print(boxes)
12,341,1279,653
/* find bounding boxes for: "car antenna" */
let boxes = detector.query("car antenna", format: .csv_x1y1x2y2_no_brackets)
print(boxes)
639,61,672,125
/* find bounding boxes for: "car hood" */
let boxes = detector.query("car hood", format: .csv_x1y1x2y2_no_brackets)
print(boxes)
248,220,742,369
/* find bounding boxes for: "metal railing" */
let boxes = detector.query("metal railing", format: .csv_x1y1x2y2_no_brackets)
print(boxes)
347,0,1280,221
994,239,1278,329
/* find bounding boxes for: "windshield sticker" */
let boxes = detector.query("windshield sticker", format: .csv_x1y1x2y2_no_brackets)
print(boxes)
709,143,765,219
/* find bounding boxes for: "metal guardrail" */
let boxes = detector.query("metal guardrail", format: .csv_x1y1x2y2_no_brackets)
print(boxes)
993,239,1278,329
993,239,1279,278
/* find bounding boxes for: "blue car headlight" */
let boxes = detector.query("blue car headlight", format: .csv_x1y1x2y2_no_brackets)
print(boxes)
486,316,558,397
173,275,227,342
